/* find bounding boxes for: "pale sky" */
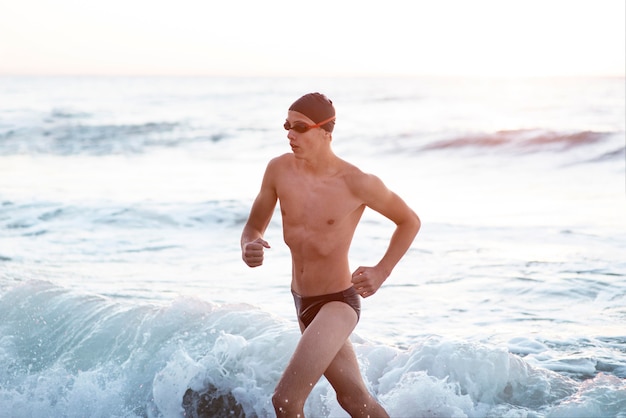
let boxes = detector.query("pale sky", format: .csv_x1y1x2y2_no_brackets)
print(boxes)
0,0,624,77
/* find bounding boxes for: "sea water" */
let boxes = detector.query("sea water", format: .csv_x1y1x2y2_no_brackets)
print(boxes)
0,76,625,417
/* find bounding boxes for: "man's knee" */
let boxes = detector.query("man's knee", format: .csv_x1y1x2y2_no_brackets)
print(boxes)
272,389,304,416
336,390,363,413
337,388,381,416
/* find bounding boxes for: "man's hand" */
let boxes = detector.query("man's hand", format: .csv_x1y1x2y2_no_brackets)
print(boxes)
351,266,388,298
242,238,270,267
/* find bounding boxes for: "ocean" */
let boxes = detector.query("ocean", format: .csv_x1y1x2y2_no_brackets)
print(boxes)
0,75,624,417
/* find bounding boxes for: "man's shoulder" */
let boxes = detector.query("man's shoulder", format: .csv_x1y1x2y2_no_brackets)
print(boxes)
269,153,293,165
340,162,386,199
266,153,294,171
338,159,372,184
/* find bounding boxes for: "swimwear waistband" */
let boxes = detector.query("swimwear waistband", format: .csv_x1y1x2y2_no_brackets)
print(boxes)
291,286,357,301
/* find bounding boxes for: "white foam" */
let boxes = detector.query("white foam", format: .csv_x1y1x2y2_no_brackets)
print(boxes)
1,280,624,417
547,373,626,418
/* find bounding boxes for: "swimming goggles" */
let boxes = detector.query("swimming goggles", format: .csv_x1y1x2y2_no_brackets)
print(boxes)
283,115,335,133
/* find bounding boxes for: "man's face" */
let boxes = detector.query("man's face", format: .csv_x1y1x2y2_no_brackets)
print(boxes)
285,110,329,158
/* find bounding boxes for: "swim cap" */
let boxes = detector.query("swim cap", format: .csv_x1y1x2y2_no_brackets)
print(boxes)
288,93,336,132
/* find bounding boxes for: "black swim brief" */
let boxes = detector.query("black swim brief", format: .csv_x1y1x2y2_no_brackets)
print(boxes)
291,286,361,329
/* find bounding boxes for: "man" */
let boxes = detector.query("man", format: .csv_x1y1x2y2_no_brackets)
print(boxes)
241,93,420,417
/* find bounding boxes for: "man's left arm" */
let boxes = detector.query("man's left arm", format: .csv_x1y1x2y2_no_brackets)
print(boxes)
351,174,421,297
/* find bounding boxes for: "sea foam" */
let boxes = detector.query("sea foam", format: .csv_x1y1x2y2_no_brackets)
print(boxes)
2,280,624,417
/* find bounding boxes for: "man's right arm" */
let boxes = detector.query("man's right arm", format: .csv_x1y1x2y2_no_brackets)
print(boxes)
241,159,279,267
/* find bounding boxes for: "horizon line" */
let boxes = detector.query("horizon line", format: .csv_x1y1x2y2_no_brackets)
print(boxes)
1,72,624,79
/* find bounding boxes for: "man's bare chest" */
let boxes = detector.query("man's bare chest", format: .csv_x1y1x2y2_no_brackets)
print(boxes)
276,175,362,226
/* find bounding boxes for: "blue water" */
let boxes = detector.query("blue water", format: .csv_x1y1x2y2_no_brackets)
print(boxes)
1,76,625,417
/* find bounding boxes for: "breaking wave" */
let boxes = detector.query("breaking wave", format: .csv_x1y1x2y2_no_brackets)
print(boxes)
1,280,625,417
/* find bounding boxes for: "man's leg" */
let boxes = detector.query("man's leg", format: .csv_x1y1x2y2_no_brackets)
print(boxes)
324,340,390,418
273,302,358,417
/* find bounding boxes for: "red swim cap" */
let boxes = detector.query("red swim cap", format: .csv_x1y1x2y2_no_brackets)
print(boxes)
288,93,336,132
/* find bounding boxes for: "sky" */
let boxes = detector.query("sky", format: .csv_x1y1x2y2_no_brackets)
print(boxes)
0,0,624,77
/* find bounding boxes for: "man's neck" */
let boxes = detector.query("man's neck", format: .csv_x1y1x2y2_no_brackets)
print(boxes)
297,151,340,176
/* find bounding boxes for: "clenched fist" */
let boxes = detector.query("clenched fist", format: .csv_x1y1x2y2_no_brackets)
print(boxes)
242,238,270,268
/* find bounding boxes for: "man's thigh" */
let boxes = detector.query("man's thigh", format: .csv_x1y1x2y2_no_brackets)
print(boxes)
323,338,368,395
278,302,358,393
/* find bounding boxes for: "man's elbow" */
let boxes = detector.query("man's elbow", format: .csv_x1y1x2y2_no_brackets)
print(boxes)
397,209,421,237
410,211,421,236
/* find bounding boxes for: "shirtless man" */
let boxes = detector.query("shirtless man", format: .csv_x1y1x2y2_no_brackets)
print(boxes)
241,93,420,417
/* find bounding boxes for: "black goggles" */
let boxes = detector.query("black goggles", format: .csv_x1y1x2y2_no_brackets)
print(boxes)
283,115,335,133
